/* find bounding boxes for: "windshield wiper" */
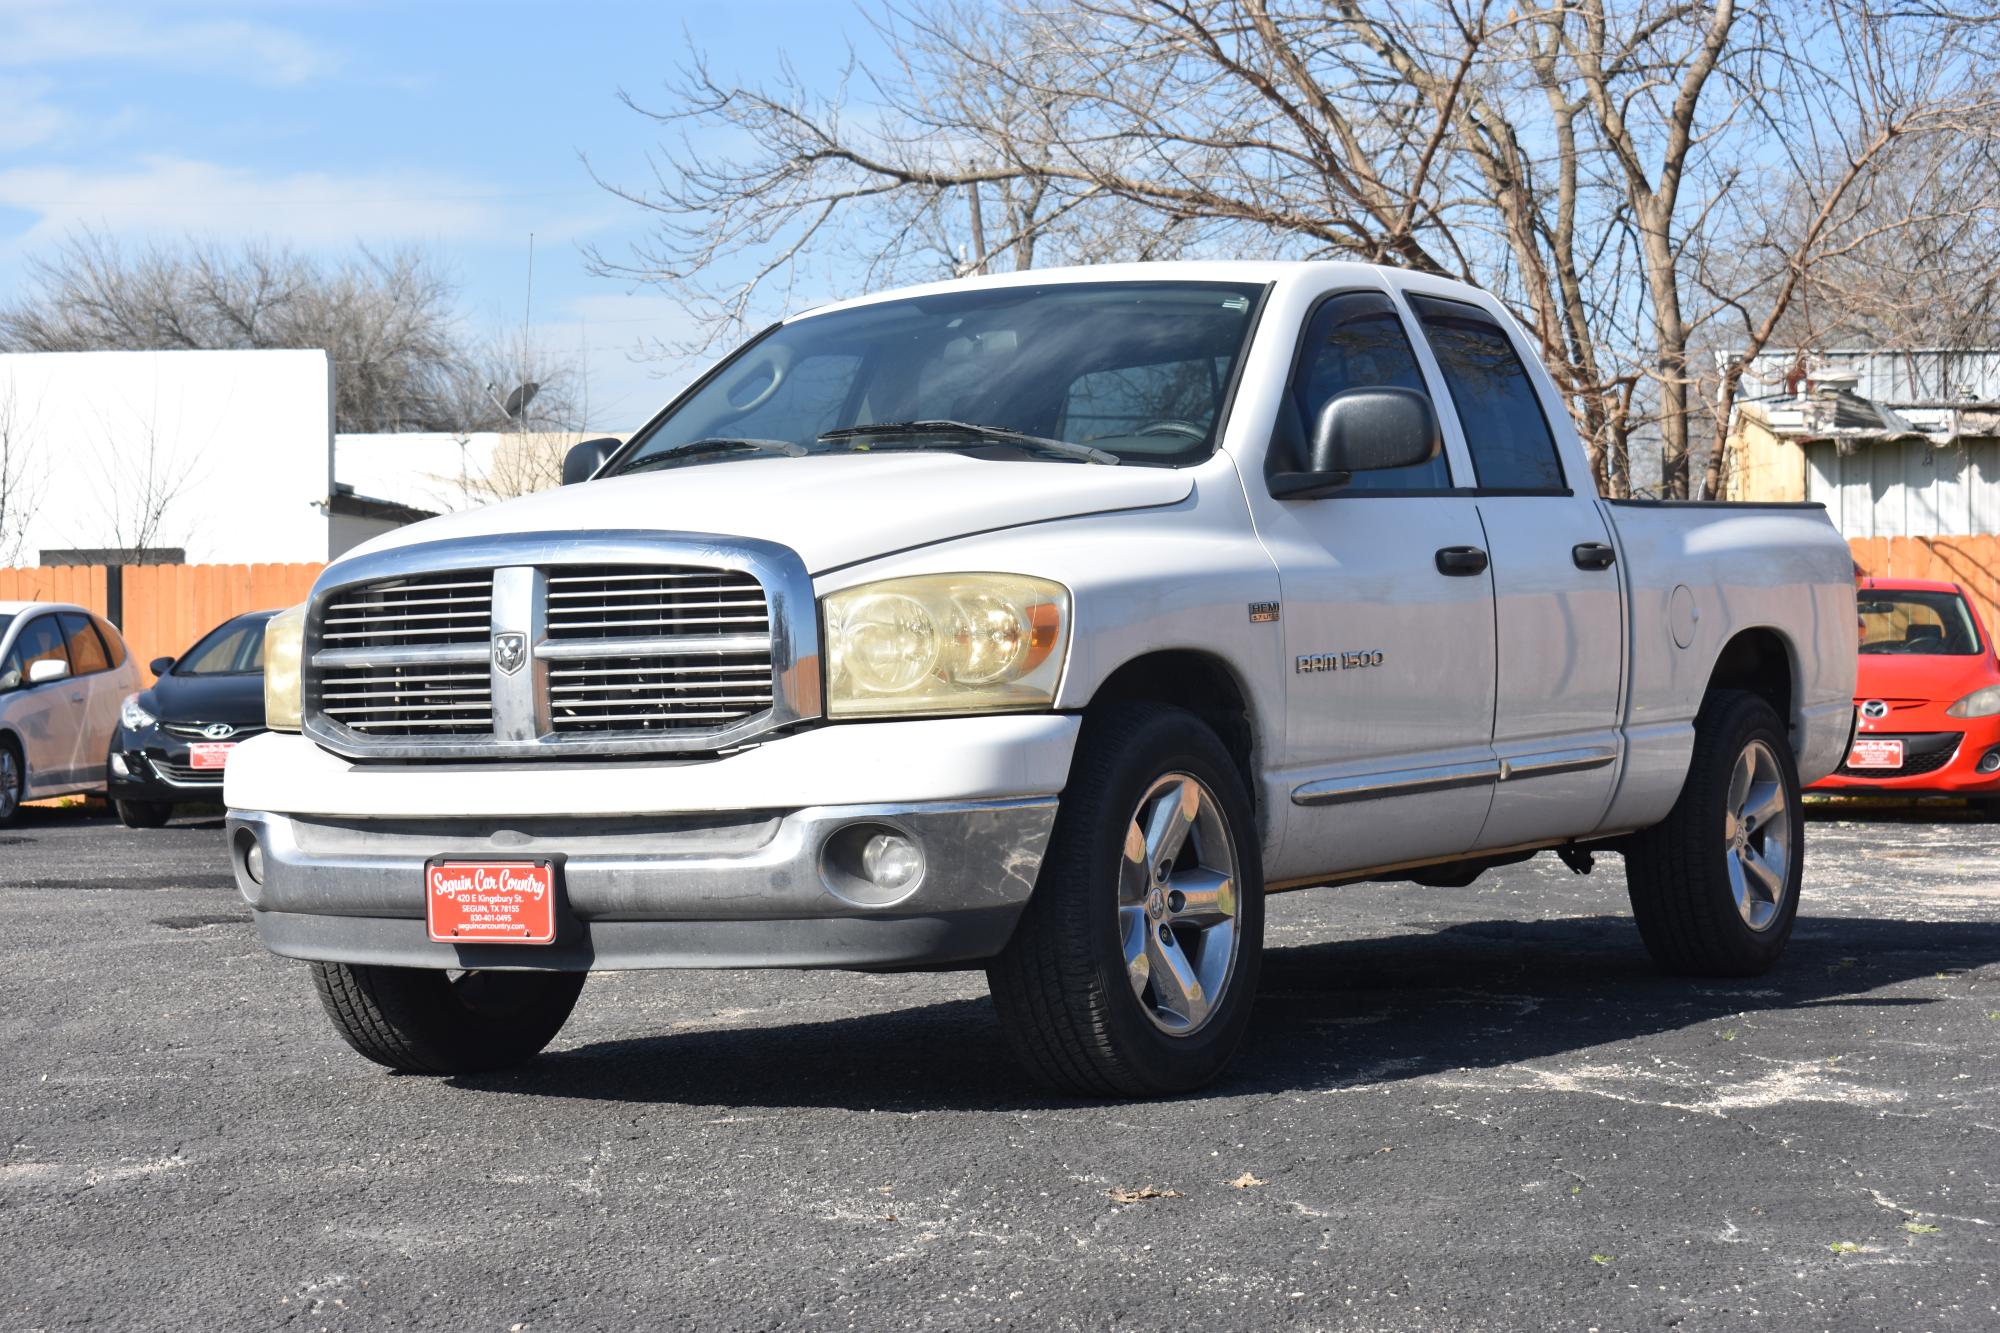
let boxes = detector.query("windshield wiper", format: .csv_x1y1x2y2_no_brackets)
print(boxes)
620,437,808,474
817,419,1119,465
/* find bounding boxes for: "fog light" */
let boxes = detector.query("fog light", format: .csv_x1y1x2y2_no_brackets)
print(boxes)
109,753,129,778
860,831,924,891
1979,748,2000,774
820,822,927,907
243,840,265,885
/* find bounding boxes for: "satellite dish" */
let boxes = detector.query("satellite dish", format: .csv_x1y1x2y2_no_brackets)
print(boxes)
502,381,541,419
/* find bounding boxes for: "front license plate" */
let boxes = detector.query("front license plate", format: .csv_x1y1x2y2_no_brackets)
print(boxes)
188,742,236,770
425,860,557,944
1848,738,1905,770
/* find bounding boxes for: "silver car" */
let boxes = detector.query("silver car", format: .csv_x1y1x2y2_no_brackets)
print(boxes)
0,601,140,824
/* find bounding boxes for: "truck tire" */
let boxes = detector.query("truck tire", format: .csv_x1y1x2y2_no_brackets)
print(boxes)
1625,690,1803,976
309,962,586,1074
116,799,172,829
0,739,21,827
988,703,1264,1097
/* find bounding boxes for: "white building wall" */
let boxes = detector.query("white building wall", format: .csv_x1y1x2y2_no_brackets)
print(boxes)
0,348,332,565
1805,438,2000,538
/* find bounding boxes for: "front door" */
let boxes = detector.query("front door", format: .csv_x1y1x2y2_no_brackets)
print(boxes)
1257,288,1499,881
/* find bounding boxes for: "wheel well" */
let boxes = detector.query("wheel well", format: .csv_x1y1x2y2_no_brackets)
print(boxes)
1707,628,1794,725
1086,651,1257,802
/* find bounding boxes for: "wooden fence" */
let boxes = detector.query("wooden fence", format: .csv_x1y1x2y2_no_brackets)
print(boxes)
1848,536,2000,641
0,562,323,678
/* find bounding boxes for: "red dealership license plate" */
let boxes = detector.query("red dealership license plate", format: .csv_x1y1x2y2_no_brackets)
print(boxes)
425,860,557,944
1847,738,1905,770
188,742,236,770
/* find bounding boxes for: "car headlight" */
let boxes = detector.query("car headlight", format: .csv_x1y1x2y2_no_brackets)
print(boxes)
263,602,307,733
1947,684,2000,718
823,573,1068,718
119,693,157,731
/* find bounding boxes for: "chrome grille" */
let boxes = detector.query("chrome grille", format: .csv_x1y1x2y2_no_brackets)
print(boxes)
549,651,776,734
319,663,495,736
301,533,817,759
545,566,768,639
320,572,491,647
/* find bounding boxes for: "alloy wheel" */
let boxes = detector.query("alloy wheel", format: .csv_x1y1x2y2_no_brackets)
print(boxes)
1116,772,1241,1035
1724,739,1792,932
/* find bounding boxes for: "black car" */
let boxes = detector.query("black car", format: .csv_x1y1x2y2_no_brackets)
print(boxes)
107,610,278,828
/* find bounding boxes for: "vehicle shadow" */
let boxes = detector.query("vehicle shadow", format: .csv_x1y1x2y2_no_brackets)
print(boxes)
455,912,2000,1111
1805,795,1988,824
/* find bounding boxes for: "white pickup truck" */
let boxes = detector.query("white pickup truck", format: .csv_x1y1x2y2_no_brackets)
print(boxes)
227,262,1857,1095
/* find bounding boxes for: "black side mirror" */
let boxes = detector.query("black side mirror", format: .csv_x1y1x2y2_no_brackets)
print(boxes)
148,656,175,678
562,437,621,486
1269,387,1441,499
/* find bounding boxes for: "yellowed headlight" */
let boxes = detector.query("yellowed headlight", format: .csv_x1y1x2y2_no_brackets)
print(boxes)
262,603,307,733
823,574,1069,718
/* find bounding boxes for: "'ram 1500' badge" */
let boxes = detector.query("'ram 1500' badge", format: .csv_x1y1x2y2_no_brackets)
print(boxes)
492,631,528,675
1296,650,1385,673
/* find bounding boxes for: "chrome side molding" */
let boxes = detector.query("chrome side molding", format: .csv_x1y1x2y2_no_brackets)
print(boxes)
1292,745,1617,807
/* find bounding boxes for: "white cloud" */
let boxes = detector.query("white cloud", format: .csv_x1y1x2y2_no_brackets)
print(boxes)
0,156,504,248
0,75,69,151
0,1,336,86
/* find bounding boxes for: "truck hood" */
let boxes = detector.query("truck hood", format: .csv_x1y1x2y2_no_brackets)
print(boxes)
343,452,1194,573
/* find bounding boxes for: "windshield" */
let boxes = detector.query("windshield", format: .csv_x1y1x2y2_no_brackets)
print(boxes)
613,280,1266,473
0,613,12,643
1857,591,1982,655
175,616,270,675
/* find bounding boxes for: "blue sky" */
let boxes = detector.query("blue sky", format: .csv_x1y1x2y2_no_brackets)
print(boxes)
0,0,885,429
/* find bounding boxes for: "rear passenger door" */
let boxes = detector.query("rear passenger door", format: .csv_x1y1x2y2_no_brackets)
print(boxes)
1404,292,1624,848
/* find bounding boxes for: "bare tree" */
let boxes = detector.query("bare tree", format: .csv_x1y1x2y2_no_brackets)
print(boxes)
82,400,207,561
596,0,2000,497
0,232,586,436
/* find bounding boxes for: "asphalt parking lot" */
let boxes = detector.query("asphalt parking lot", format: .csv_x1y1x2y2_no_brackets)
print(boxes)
2,803,1997,1331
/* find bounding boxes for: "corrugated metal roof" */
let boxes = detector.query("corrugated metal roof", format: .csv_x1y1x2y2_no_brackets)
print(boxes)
1741,348,2000,403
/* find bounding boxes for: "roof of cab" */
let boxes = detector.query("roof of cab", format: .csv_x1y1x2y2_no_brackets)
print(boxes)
793,259,1472,322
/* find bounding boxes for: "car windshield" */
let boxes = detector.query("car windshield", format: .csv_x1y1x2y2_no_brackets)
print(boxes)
0,613,12,642
611,280,1266,474
176,617,269,675
1857,591,1982,655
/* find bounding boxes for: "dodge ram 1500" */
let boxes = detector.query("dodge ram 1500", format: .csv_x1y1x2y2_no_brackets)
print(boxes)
226,261,1857,1095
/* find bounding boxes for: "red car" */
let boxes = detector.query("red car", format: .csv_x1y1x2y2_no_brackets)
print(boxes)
1812,577,2000,813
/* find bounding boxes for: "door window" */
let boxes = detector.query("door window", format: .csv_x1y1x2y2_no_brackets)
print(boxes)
0,615,70,692
1407,294,1565,491
58,613,111,676
90,615,127,668
1286,290,1450,491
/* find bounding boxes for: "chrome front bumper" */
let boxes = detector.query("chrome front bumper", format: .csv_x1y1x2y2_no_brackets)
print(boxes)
226,798,1057,972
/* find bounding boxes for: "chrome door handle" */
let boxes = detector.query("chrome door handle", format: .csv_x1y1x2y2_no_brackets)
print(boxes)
1434,546,1489,576
1572,542,1617,571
